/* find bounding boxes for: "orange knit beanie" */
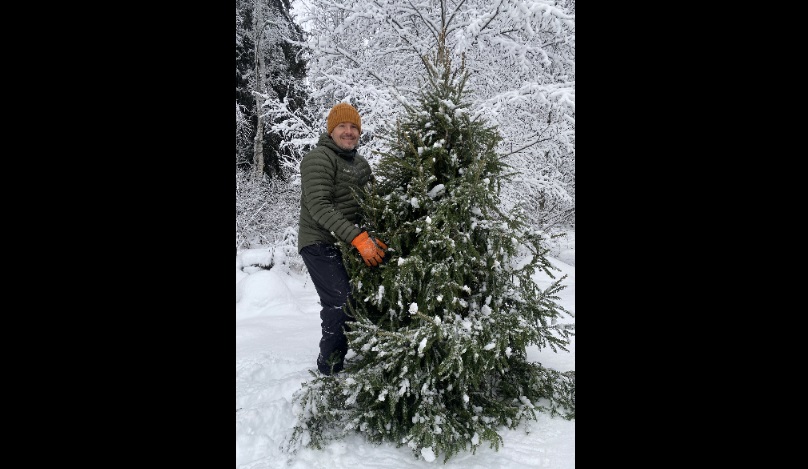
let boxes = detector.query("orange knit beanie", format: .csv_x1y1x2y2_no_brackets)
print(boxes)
327,102,361,134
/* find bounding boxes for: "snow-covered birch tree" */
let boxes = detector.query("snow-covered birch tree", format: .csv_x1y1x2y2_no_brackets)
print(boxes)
236,0,311,251
236,0,309,181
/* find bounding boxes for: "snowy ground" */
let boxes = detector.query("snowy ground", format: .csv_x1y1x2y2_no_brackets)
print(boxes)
236,231,575,468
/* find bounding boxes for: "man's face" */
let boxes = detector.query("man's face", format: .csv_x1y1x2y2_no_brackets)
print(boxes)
330,122,360,151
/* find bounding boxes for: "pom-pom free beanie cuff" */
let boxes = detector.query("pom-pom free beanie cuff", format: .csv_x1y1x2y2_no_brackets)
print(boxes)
327,103,361,134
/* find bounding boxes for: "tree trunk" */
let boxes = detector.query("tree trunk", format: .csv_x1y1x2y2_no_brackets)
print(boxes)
252,0,265,182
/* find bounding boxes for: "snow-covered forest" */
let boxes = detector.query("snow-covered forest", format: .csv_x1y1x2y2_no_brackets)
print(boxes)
236,0,575,466
236,0,575,251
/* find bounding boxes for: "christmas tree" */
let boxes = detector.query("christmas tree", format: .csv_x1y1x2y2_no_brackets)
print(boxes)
286,46,575,463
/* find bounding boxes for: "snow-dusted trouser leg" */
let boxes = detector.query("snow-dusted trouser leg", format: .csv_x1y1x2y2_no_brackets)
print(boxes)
300,243,355,375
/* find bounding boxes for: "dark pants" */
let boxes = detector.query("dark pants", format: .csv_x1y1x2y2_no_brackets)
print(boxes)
300,243,355,375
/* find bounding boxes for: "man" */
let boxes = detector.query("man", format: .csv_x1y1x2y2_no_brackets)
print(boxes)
297,102,388,376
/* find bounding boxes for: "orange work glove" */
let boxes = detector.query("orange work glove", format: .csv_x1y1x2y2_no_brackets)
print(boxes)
351,231,386,267
371,236,387,250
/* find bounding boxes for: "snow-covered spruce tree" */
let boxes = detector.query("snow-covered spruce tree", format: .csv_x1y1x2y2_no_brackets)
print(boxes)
285,47,574,463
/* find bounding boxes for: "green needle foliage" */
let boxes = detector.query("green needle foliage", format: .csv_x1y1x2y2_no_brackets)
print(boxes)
286,46,574,463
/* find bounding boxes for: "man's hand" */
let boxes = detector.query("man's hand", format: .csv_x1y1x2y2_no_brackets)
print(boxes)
351,231,386,267
371,236,387,250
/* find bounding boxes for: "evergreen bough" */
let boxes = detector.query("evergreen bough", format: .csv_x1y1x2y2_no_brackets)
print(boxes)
285,47,574,463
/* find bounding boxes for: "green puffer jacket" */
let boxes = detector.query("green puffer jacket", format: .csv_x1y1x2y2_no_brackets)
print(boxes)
297,132,373,252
